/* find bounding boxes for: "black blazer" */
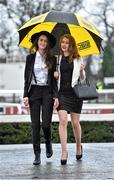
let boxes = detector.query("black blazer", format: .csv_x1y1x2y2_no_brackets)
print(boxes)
23,53,58,98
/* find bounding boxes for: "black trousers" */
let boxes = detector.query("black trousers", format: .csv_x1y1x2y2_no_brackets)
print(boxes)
29,85,54,153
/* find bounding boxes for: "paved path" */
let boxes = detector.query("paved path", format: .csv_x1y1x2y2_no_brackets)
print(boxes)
0,143,114,179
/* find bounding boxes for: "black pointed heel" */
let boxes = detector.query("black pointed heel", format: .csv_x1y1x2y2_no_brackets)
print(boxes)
61,152,68,165
76,145,83,160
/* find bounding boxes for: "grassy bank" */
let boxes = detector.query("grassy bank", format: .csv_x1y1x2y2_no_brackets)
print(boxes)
0,121,114,144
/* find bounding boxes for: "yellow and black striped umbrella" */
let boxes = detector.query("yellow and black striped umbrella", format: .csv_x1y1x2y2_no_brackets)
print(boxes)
18,10,103,56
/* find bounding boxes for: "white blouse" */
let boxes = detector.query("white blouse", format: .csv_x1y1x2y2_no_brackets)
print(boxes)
31,51,48,86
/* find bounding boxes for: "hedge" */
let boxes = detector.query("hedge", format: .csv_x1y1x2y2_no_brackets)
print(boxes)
0,121,114,144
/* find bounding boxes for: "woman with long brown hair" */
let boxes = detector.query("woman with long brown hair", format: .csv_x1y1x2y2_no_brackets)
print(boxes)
23,31,59,165
54,34,86,165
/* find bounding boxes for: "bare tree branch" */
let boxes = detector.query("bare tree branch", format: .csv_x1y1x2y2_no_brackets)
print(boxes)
83,0,114,45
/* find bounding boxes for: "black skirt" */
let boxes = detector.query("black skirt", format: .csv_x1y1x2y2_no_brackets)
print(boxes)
57,91,83,114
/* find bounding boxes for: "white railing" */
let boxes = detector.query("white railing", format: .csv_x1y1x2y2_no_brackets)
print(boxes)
1,89,114,104
0,103,114,122
0,89,114,122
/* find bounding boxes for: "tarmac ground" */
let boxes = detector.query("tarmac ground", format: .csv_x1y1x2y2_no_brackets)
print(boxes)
0,143,114,180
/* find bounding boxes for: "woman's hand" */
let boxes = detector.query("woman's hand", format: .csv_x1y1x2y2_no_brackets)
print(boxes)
23,97,29,107
54,71,59,80
53,98,59,110
80,64,86,80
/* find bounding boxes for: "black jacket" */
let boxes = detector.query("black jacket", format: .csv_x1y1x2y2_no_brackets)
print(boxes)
23,53,58,98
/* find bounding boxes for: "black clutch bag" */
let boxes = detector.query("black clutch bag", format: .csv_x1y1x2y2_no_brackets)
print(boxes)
73,78,99,100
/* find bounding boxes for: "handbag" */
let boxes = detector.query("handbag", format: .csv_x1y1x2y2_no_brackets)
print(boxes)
73,78,99,100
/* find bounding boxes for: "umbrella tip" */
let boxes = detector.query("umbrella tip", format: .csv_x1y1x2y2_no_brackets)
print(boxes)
51,8,60,12
101,45,104,51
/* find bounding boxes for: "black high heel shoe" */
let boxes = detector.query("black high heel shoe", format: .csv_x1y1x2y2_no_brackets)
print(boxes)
76,145,83,160
33,152,41,165
61,152,68,165
46,143,53,158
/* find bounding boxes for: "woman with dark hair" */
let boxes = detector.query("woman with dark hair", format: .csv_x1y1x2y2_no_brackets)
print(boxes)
54,34,86,165
23,31,59,165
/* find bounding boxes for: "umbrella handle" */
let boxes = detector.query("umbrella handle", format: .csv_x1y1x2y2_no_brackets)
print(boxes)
55,54,60,71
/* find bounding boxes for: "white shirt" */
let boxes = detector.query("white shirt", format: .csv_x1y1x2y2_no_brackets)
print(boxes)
31,51,48,86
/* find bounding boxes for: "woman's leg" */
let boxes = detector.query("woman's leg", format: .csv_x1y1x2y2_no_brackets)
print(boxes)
58,110,68,159
29,99,41,165
29,99,41,153
42,89,54,158
70,112,82,155
42,92,53,144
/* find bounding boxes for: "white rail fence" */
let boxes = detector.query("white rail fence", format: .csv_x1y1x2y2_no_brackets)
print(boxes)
1,103,114,123
0,89,114,122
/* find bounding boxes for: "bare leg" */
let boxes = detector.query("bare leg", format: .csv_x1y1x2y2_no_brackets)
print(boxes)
58,110,68,159
70,112,82,155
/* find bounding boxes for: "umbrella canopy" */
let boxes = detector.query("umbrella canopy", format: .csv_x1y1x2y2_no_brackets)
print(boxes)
18,10,103,56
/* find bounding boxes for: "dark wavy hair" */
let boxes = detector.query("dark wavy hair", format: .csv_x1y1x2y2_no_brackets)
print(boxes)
59,34,80,63
30,35,54,69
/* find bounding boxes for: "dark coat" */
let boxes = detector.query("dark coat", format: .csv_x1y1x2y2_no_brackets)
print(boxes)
23,53,58,98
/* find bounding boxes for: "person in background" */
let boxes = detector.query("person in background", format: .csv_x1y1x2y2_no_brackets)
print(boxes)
23,31,59,165
54,34,85,165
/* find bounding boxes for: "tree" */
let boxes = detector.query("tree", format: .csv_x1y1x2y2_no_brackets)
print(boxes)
52,0,82,12
96,0,114,81
83,0,114,84
102,43,114,88
83,0,114,76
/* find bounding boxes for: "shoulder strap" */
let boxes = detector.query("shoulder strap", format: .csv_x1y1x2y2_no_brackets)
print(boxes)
56,55,62,70
33,71,37,84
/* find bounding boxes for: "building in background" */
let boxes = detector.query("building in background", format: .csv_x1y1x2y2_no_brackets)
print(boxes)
0,63,24,90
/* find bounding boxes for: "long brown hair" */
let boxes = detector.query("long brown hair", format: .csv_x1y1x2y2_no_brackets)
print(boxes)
30,35,53,69
59,34,80,63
